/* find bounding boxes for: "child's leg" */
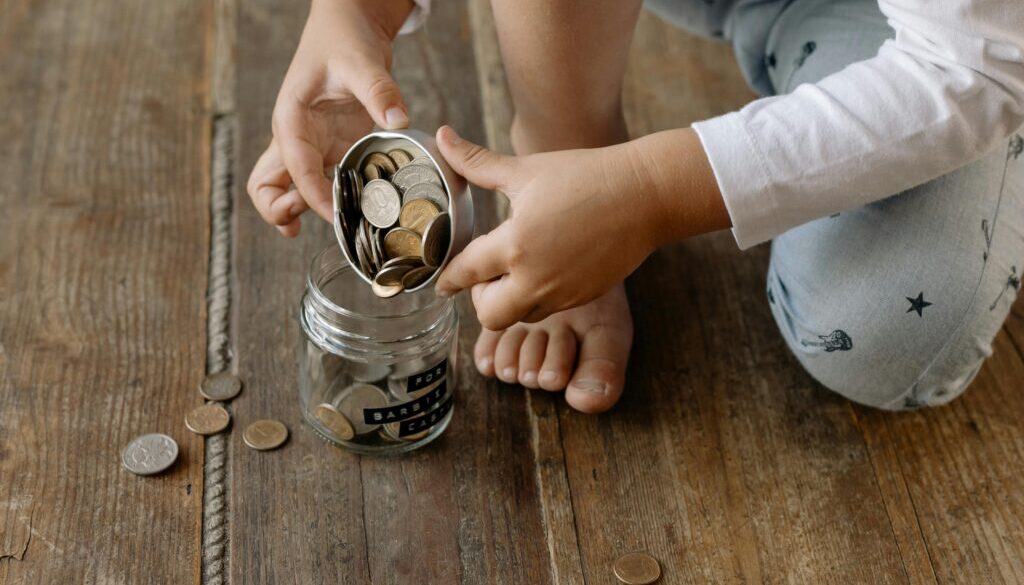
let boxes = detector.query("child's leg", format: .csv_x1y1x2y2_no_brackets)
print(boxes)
762,0,1024,409
477,0,644,412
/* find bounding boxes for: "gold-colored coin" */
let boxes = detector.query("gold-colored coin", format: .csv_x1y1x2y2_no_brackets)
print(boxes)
383,227,422,259
613,553,661,585
399,198,440,235
199,371,243,401
383,421,429,442
313,403,355,441
375,264,414,286
387,149,414,167
185,403,231,436
243,419,289,451
363,162,382,182
371,276,404,298
380,255,424,271
402,265,435,290
421,212,451,268
364,152,398,176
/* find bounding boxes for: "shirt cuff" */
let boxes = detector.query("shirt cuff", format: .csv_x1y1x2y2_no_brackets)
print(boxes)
398,0,431,35
692,112,778,250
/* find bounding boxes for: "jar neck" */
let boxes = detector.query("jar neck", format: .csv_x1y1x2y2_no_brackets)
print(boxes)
300,247,457,359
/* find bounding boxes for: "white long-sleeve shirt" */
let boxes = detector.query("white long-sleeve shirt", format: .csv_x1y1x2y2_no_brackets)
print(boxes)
405,0,1024,250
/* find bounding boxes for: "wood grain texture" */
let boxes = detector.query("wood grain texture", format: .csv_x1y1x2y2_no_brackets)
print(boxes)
229,1,550,583
0,0,211,582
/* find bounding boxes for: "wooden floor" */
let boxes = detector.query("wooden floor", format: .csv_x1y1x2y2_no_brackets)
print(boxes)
3,1,1024,583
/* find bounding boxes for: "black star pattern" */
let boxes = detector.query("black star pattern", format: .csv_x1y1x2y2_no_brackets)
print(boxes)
794,41,816,68
906,292,932,317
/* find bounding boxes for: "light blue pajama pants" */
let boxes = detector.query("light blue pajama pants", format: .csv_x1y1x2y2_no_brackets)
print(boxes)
647,0,1024,410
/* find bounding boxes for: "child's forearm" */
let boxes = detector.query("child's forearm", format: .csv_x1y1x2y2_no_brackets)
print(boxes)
622,128,731,246
313,0,415,39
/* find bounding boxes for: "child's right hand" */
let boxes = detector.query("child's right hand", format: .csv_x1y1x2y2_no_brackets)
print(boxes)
247,0,415,237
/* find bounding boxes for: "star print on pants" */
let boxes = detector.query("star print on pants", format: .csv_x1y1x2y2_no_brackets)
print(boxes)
906,292,932,317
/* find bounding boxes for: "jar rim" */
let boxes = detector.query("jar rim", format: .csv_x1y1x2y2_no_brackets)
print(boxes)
306,246,449,322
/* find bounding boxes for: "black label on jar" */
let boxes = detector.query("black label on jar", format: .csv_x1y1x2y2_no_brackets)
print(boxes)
407,358,447,392
398,395,454,437
362,380,448,425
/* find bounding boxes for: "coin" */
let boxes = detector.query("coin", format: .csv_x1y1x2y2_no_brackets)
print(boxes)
335,383,389,435
392,163,442,194
383,227,423,259
185,403,231,435
363,162,382,182
402,265,435,289
243,419,289,451
121,433,179,476
376,263,415,286
387,149,414,167
355,220,373,276
364,152,398,176
613,553,661,585
402,181,448,211
371,276,404,298
421,212,451,268
361,179,401,228
381,255,424,271
399,198,440,234
383,421,429,442
313,402,355,441
200,372,243,401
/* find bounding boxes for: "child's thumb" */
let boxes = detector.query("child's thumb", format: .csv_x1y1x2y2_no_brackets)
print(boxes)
350,65,409,130
436,126,516,191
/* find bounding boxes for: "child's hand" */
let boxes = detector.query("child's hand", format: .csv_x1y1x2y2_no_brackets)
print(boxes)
434,126,668,330
247,0,415,237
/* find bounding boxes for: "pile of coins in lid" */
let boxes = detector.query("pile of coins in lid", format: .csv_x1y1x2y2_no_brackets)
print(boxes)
335,149,452,298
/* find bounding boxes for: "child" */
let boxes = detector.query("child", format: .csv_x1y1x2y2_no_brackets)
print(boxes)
247,0,1023,414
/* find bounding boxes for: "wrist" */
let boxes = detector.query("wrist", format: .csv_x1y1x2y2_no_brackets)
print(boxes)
624,128,730,246
314,0,415,40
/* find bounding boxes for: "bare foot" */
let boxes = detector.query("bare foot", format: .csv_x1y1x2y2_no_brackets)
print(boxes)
473,284,633,413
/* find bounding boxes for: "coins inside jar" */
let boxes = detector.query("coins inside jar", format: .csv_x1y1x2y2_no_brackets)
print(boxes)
334,143,453,297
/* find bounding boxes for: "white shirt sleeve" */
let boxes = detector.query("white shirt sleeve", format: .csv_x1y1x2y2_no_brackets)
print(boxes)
692,0,1024,249
398,0,432,35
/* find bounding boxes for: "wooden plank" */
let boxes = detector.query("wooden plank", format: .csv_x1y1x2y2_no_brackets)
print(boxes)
230,1,551,583
857,293,1024,585
0,0,211,582
528,12,913,584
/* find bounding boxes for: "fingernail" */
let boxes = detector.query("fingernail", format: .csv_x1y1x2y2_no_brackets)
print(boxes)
435,287,452,298
477,356,492,372
570,379,608,395
385,107,409,129
501,367,517,380
522,371,537,385
539,371,559,385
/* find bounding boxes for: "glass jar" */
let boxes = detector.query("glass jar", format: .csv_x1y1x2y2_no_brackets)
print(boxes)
298,245,458,455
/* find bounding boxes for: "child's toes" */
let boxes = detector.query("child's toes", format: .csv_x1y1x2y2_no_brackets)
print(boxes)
517,329,548,388
494,327,528,384
474,328,502,377
538,327,577,391
565,325,629,413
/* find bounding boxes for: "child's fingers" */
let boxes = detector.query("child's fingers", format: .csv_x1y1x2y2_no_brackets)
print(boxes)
436,126,518,192
435,228,510,296
272,104,334,222
471,277,536,331
248,141,306,227
346,59,409,130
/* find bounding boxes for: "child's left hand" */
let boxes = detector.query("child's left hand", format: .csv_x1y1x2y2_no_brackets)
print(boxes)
434,126,668,331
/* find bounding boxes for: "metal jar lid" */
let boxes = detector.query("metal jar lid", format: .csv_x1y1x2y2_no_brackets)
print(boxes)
332,129,474,293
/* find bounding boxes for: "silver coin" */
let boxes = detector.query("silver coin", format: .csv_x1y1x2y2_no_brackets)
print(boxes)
380,255,424,271
375,263,415,286
200,372,243,401
370,226,385,271
355,220,373,276
421,212,451,268
402,265,436,289
402,181,448,212
122,433,179,476
334,383,390,435
392,163,442,194
360,179,401,228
